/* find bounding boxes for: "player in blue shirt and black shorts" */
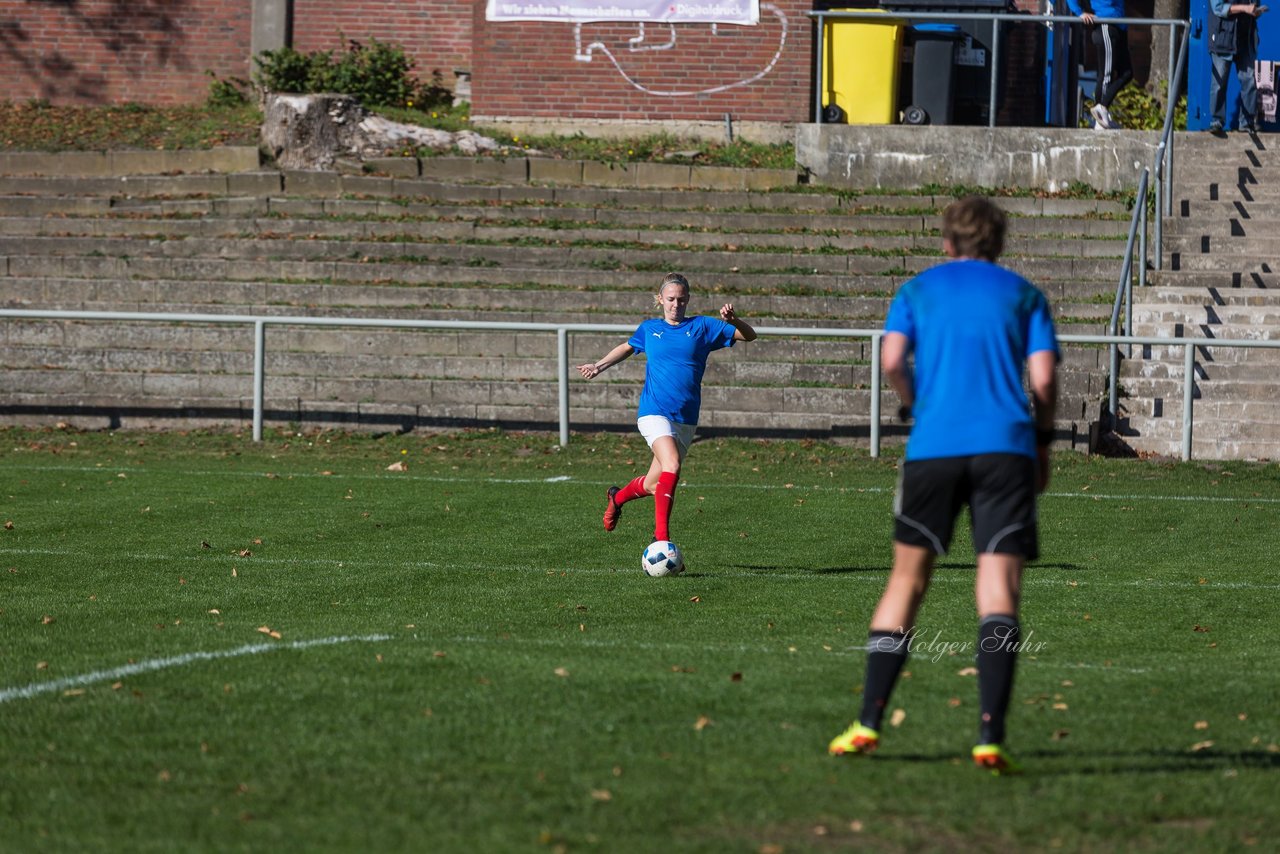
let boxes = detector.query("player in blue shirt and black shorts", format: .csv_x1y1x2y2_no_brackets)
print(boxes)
577,272,757,551
828,197,1060,774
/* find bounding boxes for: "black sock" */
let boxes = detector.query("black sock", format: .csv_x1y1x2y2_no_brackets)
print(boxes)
977,614,1020,745
859,630,910,730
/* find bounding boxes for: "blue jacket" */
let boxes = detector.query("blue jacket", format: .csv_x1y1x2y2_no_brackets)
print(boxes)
1065,0,1126,23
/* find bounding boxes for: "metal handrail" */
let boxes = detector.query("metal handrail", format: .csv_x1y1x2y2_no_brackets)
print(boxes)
1108,167,1149,422
1104,22,1189,422
4,308,1277,461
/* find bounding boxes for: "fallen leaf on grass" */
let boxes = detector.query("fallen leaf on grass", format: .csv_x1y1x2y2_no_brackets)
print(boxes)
554,667,569,677
849,820,864,832
256,626,282,639
238,549,252,557
41,615,54,625
1053,702,1069,710
695,715,712,731
947,697,962,708
590,789,612,802
730,672,743,682
957,666,977,676
1194,721,1209,730
1189,740,1215,752
386,461,407,472
1051,729,1070,741
63,688,84,697
1193,625,1211,633
889,708,906,727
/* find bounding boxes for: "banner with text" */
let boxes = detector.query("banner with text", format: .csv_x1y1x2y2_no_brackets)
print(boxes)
486,0,759,25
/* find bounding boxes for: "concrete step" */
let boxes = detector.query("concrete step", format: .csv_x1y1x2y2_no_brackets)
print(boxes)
0,203,1135,240
1131,304,1280,326
2,277,1111,323
1108,428,1280,460
1147,270,1280,289
1134,283,1280,302
1123,356,1280,382
0,168,1133,214
0,249,1126,284
1125,337,1280,363
1163,233,1280,255
1129,322,1280,344
1160,251,1280,274
1119,375,1280,402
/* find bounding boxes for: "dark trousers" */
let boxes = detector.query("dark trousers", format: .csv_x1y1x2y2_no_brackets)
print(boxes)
1091,23,1133,108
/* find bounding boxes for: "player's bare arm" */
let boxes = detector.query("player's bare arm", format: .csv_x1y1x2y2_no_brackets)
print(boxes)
881,332,914,411
720,303,758,342
578,342,635,379
1028,349,1058,491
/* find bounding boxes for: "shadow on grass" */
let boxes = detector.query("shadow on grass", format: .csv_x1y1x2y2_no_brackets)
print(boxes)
868,748,1280,775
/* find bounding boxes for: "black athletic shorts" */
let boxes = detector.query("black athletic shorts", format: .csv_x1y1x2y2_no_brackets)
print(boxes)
893,453,1039,560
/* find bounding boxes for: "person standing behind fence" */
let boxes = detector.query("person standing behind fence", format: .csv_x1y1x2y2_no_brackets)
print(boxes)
1208,0,1268,133
1067,0,1134,129
826,196,1059,775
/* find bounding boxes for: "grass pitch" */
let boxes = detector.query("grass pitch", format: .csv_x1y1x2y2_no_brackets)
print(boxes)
1,427,1277,852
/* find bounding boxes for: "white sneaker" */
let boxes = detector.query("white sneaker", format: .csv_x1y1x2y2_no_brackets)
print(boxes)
1090,103,1117,130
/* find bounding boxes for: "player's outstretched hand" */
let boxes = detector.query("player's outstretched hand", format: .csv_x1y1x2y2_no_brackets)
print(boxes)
720,303,738,322
577,362,600,379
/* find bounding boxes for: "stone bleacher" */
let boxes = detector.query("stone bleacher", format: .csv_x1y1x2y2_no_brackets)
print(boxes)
0,149,1130,449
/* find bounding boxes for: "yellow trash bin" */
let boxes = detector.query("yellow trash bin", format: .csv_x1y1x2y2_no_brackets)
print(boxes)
822,9,905,125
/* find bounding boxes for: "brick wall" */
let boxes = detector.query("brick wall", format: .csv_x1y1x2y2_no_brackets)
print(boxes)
293,0,473,89
0,0,253,105
471,0,816,123
0,0,1053,124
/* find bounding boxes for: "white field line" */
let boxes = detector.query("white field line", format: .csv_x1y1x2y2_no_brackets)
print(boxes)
0,631,1149,706
0,634,391,705
6,462,1280,505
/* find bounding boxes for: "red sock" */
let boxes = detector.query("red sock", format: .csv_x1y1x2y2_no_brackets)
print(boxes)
653,471,678,541
614,475,648,505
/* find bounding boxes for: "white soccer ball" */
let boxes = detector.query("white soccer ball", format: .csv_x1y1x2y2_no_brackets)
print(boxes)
642,540,685,577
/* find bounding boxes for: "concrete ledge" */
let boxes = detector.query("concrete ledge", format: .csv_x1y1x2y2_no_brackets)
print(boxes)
0,147,261,177
470,115,796,146
796,125,1162,192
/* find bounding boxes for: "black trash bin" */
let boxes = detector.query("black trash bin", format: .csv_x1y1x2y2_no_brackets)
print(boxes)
905,23,964,124
881,0,1004,125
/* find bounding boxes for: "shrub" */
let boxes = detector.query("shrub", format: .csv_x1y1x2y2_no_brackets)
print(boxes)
252,38,450,110
206,71,250,108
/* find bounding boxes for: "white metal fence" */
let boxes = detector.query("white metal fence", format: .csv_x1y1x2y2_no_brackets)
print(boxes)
3,308,1277,460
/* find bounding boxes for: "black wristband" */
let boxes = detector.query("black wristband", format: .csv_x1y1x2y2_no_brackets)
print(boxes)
1035,428,1054,448
897,405,912,423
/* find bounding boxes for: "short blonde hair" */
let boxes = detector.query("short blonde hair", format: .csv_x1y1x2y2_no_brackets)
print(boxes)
653,272,690,309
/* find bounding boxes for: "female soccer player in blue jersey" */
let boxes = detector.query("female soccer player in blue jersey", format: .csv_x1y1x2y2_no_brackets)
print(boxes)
828,197,1060,775
577,272,756,547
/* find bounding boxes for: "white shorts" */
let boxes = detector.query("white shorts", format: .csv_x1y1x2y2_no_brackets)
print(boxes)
637,415,696,458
